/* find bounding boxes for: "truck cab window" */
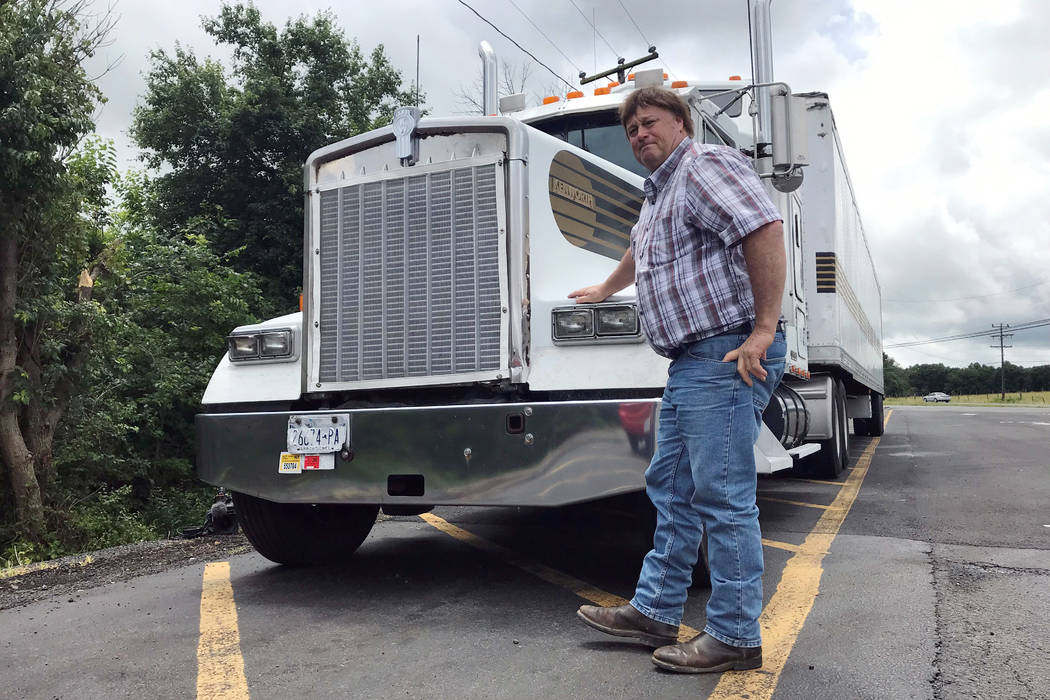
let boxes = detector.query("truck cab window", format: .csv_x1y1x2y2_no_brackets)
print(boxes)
702,122,724,145
529,111,649,177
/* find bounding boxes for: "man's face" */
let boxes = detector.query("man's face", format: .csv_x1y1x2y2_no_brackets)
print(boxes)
625,105,687,172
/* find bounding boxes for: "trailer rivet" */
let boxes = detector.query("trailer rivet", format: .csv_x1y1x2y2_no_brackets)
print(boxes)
316,382,321,388
523,407,533,417
315,248,320,254
524,433,534,445
315,321,319,327
502,306,508,313
331,416,339,423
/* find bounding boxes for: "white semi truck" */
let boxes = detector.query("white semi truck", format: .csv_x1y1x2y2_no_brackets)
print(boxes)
196,2,883,564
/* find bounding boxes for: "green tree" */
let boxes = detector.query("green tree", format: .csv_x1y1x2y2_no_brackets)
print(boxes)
130,3,419,311
0,0,114,540
47,170,259,548
882,353,910,397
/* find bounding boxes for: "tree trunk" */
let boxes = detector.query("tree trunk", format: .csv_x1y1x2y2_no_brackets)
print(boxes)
0,234,45,538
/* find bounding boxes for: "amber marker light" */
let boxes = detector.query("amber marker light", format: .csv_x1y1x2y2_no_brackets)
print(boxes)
671,80,688,88
594,87,610,95
542,96,560,104
567,90,583,99
729,75,742,81
607,81,620,88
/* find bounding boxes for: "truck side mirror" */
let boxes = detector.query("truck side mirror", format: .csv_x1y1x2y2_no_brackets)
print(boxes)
770,89,808,192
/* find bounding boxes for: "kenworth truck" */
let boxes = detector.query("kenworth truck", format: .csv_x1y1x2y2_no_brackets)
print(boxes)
196,3,883,565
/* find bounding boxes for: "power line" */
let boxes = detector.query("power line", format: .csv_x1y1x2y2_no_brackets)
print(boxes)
991,323,1013,400
565,0,620,59
886,318,1050,349
616,0,650,46
614,0,677,80
457,0,576,91
506,0,583,74
884,279,1049,303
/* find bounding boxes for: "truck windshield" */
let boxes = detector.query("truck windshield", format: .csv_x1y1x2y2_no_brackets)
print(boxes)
528,110,648,178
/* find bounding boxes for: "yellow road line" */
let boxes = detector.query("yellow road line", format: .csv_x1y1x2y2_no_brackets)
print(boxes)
418,512,701,642
794,478,846,486
711,435,881,699
758,496,834,511
197,562,249,700
761,539,801,553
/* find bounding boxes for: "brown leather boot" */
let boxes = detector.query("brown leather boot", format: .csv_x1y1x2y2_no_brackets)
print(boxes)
652,632,762,673
576,604,679,647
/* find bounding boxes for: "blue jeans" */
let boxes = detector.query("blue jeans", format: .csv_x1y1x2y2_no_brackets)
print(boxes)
630,330,786,648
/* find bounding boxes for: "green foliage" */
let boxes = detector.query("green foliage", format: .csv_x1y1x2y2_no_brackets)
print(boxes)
0,0,104,224
2,2,419,561
884,353,1050,397
130,2,419,311
54,168,260,489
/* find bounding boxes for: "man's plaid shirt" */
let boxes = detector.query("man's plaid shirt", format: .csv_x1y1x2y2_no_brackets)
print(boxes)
631,137,782,358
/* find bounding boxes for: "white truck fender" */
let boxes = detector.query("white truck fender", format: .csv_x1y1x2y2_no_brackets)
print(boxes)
201,312,303,405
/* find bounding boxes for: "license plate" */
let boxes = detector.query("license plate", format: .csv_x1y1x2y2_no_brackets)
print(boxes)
287,414,349,454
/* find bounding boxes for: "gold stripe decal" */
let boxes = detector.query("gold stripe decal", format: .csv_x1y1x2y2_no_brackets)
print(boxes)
550,176,596,210
549,150,643,261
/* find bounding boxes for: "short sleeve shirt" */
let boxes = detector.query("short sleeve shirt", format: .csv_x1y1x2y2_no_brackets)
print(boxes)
631,137,782,358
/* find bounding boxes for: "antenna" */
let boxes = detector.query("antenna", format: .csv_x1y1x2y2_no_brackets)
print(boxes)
579,48,658,86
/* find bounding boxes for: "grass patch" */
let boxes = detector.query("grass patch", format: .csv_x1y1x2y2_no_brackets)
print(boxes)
887,391,1050,406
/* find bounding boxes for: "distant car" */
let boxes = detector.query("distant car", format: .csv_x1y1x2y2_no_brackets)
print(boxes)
923,392,951,403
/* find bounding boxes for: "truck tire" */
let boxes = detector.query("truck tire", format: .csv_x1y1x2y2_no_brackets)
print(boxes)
811,379,848,478
232,491,378,566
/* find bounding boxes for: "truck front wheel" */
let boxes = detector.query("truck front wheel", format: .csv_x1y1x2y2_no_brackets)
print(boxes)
232,491,378,566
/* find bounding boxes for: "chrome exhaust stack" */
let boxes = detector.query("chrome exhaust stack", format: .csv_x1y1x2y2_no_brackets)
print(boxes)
749,0,775,158
479,41,498,115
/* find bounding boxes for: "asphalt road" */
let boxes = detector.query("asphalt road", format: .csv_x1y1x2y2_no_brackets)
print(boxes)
2,405,1048,699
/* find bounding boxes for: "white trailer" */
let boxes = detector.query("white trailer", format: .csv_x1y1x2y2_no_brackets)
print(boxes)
195,6,883,564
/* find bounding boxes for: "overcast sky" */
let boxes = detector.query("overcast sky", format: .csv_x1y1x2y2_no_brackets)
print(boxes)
84,0,1050,371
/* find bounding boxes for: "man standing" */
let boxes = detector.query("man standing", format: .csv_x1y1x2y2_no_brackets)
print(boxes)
569,87,787,673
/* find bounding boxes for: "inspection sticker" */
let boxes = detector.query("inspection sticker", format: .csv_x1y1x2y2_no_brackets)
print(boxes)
303,454,335,470
278,453,302,474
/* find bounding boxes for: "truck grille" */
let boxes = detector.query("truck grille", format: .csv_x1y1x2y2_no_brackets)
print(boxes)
317,163,503,384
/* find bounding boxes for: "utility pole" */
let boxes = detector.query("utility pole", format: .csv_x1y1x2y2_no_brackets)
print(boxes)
991,323,1013,401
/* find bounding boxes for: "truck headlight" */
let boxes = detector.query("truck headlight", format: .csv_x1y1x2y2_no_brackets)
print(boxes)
551,303,643,344
553,309,594,339
596,306,639,336
228,329,294,361
259,330,293,357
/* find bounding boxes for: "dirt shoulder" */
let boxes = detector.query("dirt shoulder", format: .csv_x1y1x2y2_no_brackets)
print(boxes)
0,533,252,611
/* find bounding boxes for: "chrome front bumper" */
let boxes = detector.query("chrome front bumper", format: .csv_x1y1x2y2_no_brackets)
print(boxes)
196,399,658,507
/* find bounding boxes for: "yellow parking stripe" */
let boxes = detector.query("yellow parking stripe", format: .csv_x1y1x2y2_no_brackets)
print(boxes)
197,562,249,699
758,496,834,511
711,436,881,699
795,478,846,486
762,539,801,553
419,512,701,642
